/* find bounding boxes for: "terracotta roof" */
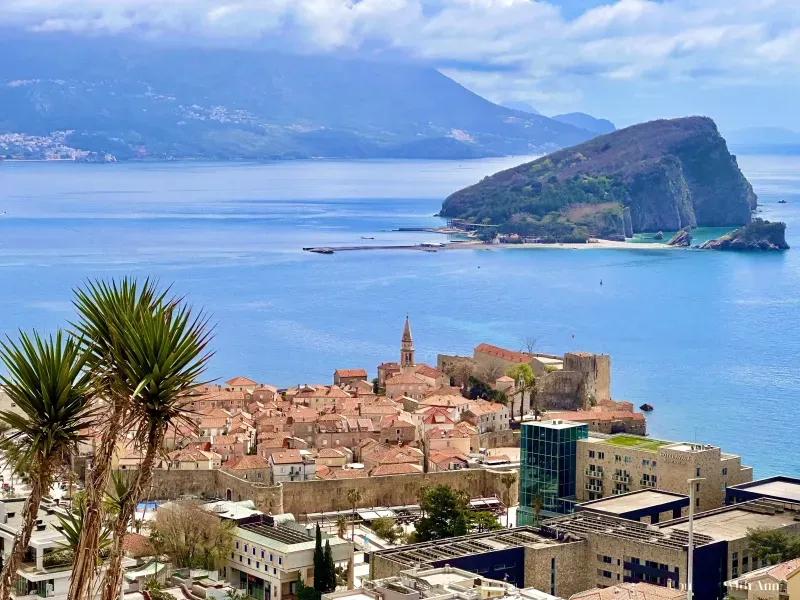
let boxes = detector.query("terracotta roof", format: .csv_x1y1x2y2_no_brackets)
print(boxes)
420,394,467,408
361,404,400,415
225,455,270,470
426,426,468,439
258,438,287,450
415,364,444,379
378,362,399,369
728,558,800,586
123,533,154,558
370,463,423,476
422,409,454,425
474,343,532,364
496,375,514,382
369,447,423,466
429,450,469,467
335,369,368,378
545,409,645,422
316,448,345,458
385,373,427,386
168,448,217,463
325,468,368,480
454,421,478,435
269,449,305,465
211,435,242,446
570,583,686,600
466,402,505,416
381,414,416,429
226,376,258,386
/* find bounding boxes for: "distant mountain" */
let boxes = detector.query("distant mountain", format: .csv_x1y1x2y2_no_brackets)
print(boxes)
440,117,756,242
551,113,616,135
727,127,800,155
499,102,541,115
0,34,597,161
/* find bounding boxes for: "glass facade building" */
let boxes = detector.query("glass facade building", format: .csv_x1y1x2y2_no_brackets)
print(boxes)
517,420,588,526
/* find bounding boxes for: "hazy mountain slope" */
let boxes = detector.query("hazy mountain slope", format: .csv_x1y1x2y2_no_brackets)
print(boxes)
551,112,616,134
0,34,596,160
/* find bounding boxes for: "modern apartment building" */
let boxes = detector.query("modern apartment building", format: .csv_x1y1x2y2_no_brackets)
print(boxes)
517,420,589,525
0,499,133,600
575,433,753,511
225,515,353,600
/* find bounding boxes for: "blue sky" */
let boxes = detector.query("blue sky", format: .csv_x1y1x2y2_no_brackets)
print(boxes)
3,0,800,131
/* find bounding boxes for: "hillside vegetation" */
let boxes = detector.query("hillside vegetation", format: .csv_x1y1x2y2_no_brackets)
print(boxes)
441,117,757,241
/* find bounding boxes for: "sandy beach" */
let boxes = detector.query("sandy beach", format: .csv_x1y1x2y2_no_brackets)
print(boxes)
444,239,676,251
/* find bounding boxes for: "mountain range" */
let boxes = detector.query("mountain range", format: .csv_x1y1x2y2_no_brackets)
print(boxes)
0,34,613,161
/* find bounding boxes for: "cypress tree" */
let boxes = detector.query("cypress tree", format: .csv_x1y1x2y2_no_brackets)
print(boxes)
313,524,325,591
324,540,336,592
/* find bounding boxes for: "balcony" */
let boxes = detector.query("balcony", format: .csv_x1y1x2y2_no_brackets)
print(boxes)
612,473,630,483
585,468,604,479
611,487,630,495
640,479,657,488
585,482,603,493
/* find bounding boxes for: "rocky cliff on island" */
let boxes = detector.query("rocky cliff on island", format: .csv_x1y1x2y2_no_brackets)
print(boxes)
440,117,758,242
699,219,789,251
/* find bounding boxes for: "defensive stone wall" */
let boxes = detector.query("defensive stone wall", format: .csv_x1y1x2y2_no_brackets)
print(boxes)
536,370,585,411
478,429,520,449
148,466,516,518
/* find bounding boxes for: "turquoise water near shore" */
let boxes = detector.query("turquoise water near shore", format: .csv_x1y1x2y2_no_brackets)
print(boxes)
1,155,799,478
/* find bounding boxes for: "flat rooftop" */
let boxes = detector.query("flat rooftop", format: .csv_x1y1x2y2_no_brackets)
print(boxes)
661,501,800,542
373,527,564,569
523,419,585,431
594,435,671,452
579,490,688,515
237,520,349,553
729,478,800,503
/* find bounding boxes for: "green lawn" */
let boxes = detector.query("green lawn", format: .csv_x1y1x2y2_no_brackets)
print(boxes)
601,435,670,452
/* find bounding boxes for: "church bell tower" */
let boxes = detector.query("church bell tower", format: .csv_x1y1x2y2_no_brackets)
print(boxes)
400,316,415,374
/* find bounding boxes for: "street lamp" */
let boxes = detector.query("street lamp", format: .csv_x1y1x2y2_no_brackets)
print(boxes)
687,477,705,600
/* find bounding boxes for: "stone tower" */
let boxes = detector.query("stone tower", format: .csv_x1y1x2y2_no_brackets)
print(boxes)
400,316,416,375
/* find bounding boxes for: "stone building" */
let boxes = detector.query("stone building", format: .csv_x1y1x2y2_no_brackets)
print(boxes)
575,433,752,511
333,369,368,387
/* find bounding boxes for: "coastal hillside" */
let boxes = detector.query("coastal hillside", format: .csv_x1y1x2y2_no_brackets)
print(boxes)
0,34,595,161
440,117,757,240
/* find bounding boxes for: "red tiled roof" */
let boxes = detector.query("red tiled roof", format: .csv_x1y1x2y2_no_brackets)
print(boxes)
226,376,258,386
225,455,270,470
570,583,686,600
168,448,217,463
415,364,444,379
335,369,368,378
269,450,304,465
370,464,423,476
474,343,531,364
386,373,426,386
316,448,345,458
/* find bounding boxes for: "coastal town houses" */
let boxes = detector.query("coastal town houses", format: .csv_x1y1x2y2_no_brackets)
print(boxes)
226,376,259,393
426,426,471,454
223,454,272,481
463,401,510,433
162,448,221,470
268,449,316,482
725,557,800,600
333,368,368,387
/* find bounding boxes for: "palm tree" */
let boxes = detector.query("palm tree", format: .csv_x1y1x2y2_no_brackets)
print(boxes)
68,278,167,600
346,489,364,543
99,297,212,600
335,515,348,540
499,472,518,526
0,331,96,600
533,493,544,525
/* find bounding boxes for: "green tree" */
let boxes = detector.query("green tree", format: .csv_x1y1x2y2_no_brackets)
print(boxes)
149,502,235,570
313,524,325,591
505,363,536,421
499,471,518,524
346,488,363,542
324,540,336,592
335,515,348,540
68,278,168,600
747,528,800,566
0,331,96,600
468,511,502,532
296,574,320,600
414,485,470,542
371,518,402,544
100,294,212,600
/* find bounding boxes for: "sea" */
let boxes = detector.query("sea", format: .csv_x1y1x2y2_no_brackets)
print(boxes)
1,155,799,478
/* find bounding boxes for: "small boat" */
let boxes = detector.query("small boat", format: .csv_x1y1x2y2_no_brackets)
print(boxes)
422,248,437,253
309,247,335,255
639,403,654,412
778,199,787,204
361,236,375,239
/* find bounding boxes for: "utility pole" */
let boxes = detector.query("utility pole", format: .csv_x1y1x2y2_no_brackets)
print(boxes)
687,477,705,600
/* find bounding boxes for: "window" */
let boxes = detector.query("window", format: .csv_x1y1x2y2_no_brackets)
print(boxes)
602,571,612,579
695,498,700,508
603,556,612,564
279,557,282,565
236,542,239,549
256,562,260,569
261,551,265,559
253,548,256,556
273,568,277,575
589,450,595,458
615,455,621,463
722,467,727,475
270,554,273,562
642,459,650,466
696,468,701,476
248,559,251,566
244,545,248,553
696,483,700,492
624,456,632,464
598,452,605,459
239,556,242,562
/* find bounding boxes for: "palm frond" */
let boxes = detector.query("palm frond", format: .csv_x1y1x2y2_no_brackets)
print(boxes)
56,502,112,552
0,330,97,467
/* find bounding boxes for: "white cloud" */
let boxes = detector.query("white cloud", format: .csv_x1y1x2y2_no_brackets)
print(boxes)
2,0,800,115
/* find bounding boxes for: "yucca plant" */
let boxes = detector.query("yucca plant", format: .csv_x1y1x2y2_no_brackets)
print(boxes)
67,278,167,600
0,331,95,600
99,298,212,600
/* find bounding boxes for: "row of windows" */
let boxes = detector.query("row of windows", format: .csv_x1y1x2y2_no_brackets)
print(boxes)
233,553,280,575
234,542,282,565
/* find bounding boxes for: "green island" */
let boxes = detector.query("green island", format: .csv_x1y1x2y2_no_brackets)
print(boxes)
440,116,761,244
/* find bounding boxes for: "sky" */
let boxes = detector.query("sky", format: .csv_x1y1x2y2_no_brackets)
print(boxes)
2,0,800,130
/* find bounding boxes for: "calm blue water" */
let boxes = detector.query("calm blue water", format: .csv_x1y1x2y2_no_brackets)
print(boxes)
1,156,798,478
